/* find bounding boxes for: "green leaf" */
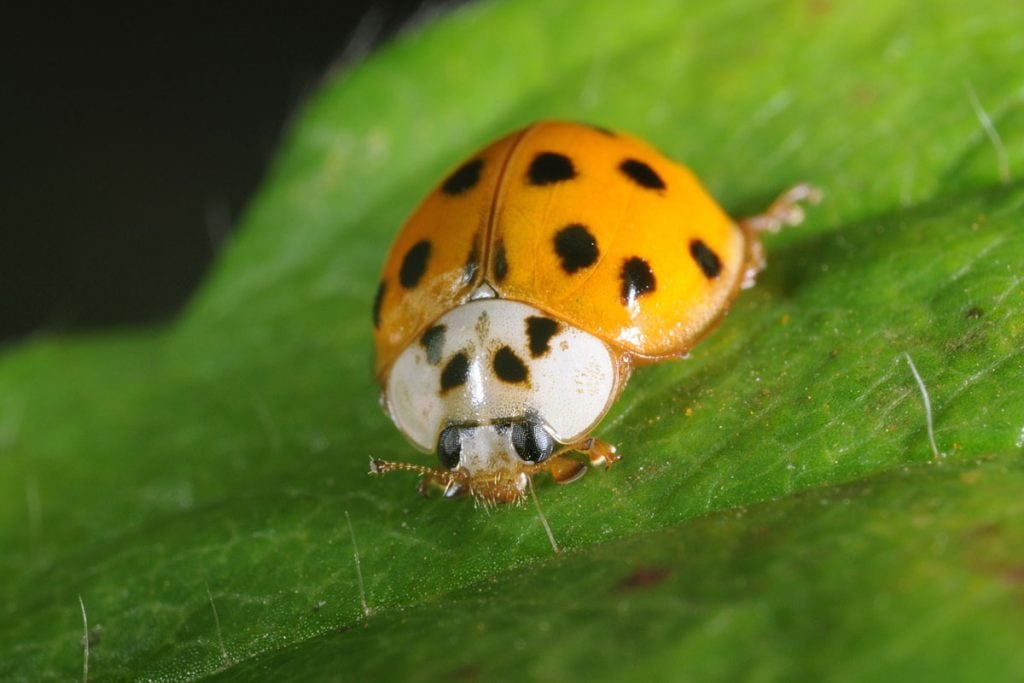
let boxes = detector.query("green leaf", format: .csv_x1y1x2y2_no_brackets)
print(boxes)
2,0,1023,680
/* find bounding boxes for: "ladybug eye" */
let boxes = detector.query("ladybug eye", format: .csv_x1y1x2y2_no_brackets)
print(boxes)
511,422,555,463
437,426,462,469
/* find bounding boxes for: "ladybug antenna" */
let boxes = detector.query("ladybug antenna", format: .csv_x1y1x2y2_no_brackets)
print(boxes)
368,457,465,494
369,457,443,479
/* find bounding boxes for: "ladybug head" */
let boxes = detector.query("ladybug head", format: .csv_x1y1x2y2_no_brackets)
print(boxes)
370,418,559,504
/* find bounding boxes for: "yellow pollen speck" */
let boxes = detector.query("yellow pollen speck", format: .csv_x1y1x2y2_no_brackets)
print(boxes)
781,313,791,326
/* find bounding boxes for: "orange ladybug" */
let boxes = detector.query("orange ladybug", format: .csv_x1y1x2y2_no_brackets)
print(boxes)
370,121,819,503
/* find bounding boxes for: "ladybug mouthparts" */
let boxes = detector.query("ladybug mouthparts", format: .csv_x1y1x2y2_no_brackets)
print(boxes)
447,470,530,505
368,456,533,504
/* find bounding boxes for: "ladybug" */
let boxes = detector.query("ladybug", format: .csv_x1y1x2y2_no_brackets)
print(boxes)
369,121,818,503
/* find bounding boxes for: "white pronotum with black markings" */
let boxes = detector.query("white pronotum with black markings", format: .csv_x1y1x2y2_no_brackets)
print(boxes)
384,291,622,501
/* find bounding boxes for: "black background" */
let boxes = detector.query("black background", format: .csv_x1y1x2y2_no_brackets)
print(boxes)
2,2,465,345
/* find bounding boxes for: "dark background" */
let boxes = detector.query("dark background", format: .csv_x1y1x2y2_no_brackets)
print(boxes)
2,2,466,346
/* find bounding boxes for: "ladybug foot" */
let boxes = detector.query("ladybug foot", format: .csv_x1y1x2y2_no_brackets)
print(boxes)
577,436,620,469
739,183,823,235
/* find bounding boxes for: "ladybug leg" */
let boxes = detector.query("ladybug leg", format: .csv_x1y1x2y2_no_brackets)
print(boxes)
416,471,467,499
738,183,822,288
576,436,620,469
416,474,438,497
548,455,587,484
743,236,767,287
739,183,822,235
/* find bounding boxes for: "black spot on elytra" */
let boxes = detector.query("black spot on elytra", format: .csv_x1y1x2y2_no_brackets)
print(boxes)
419,325,446,365
463,234,480,284
441,158,484,195
493,241,508,282
372,281,386,328
526,316,560,358
689,239,722,279
527,152,576,185
621,257,656,306
440,352,470,392
553,224,599,274
399,240,431,289
493,346,529,384
619,158,666,190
